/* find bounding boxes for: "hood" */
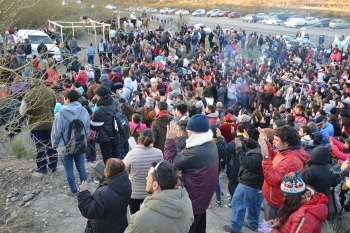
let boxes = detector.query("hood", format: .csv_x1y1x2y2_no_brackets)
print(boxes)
300,192,328,222
172,80,179,89
124,77,132,87
307,122,319,134
207,111,219,118
155,115,173,127
77,86,85,93
144,188,192,219
301,135,313,146
278,141,310,163
309,146,332,165
104,170,131,195
99,38,104,43
101,74,108,81
62,101,84,116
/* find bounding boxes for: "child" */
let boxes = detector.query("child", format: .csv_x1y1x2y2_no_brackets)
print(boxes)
129,113,147,143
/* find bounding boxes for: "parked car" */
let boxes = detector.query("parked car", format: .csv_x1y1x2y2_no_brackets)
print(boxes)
206,9,220,17
168,9,180,14
287,15,305,20
192,9,205,17
175,10,189,15
193,24,212,34
256,13,268,20
329,19,350,29
284,18,306,28
219,11,231,17
314,18,332,27
267,12,277,17
160,8,172,14
304,17,319,25
275,13,290,21
241,14,257,23
105,4,116,9
211,11,222,17
146,8,157,13
262,17,283,25
17,30,62,62
228,12,241,18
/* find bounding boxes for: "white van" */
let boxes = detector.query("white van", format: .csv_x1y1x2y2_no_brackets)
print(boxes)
284,18,306,28
192,9,205,17
17,30,62,62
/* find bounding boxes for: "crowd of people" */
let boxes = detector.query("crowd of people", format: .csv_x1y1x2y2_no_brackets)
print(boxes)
1,16,350,233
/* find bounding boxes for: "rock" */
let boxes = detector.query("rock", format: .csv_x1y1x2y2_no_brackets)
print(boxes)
33,188,42,195
23,194,34,202
6,198,9,203
4,207,9,210
10,197,19,202
7,194,12,198
5,167,13,172
59,209,64,213
11,211,18,218
66,213,70,217
20,202,25,206
24,202,31,207
28,169,33,173
24,191,31,196
31,173,45,180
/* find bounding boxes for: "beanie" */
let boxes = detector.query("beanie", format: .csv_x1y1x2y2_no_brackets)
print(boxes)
274,119,286,128
280,171,306,196
187,114,209,133
94,86,109,97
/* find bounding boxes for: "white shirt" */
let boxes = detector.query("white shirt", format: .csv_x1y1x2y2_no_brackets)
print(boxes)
130,14,136,20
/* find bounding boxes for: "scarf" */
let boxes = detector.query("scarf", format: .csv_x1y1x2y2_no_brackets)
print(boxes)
156,110,168,118
186,130,213,149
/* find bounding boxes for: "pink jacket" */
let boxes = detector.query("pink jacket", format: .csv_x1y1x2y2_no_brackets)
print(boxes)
129,122,147,132
330,137,350,162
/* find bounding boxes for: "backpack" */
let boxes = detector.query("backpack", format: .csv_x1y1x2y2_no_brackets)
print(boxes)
126,86,133,102
103,108,130,146
98,43,104,52
60,108,87,156
241,36,246,42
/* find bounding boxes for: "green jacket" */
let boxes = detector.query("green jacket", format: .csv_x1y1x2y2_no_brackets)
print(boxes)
125,188,194,233
22,84,56,131
151,114,173,153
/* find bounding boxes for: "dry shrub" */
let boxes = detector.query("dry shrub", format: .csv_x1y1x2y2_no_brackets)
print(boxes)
10,135,36,159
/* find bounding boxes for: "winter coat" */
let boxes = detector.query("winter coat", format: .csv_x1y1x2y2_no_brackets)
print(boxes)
319,122,334,146
100,74,112,89
78,170,131,233
216,137,239,183
164,130,219,215
171,80,181,96
270,96,285,110
271,193,328,233
123,145,163,199
75,71,88,86
261,92,273,111
51,102,90,156
176,136,188,152
330,137,350,161
90,95,120,143
118,78,133,102
125,188,194,233
191,31,199,45
285,87,294,109
87,82,100,100
262,141,310,208
302,146,337,198
0,99,22,127
132,41,141,53
151,114,173,152
216,86,227,105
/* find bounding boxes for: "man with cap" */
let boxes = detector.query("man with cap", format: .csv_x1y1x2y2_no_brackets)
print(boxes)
140,9,147,21
86,77,100,100
164,115,219,233
90,86,121,163
315,116,334,146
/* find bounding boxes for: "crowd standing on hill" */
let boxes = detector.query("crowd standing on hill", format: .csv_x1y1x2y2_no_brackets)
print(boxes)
1,18,350,233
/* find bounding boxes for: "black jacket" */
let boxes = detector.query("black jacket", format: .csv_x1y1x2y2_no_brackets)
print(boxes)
270,96,285,110
302,146,337,198
91,95,120,143
216,137,240,183
78,170,132,233
237,140,264,189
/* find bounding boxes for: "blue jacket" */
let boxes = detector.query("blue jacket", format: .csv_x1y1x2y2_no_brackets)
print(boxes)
319,122,334,146
191,31,199,45
51,102,90,156
87,45,95,56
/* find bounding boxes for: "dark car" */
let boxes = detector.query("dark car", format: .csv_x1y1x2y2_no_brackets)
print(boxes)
219,11,231,17
275,13,290,21
240,14,257,23
228,12,241,18
314,18,332,27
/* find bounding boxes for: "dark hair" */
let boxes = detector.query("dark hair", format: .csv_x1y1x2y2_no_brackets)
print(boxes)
177,120,188,136
286,115,295,127
207,105,216,113
105,158,125,178
300,126,312,135
132,113,141,124
157,101,168,111
278,195,303,227
188,105,197,118
175,104,187,115
138,128,153,147
210,124,218,138
158,89,165,96
342,117,350,127
176,95,184,101
73,82,81,88
151,161,178,190
275,126,300,146
236,122,247,133
63,90,79,102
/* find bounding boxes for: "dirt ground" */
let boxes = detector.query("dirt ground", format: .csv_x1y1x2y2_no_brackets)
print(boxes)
0,19,349,233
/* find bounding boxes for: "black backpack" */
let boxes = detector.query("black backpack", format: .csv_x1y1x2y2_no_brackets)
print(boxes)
104,108,130,146
60,108,87,156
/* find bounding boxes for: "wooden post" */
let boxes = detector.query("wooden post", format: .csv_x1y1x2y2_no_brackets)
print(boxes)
72,23,74,36
94,23,97,48
61,27,63,44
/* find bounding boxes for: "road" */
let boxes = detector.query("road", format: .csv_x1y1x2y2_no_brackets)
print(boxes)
153,13,350,45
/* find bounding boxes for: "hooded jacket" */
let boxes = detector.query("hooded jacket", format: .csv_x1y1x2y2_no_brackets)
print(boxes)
51,102,90,156
119,78,133,102
100,74,112,89
302,146,337,198
124,188,194,233
151,114,173,153
319,122,334,146
262,141,310,208
171,80,181,96
75,70,88,86
271,192,328,233
78,170,132,233
191,31,199,45
164,130,219,215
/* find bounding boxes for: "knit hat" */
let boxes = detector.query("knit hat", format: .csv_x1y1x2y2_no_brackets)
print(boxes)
187,114,209,133
239,114,251,122
274,119,286,128
315,116,325,125
345,138,350,147
280,171,306,196
94,86,109,97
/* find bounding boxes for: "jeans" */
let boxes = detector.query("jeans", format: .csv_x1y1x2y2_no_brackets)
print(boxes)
230,183,264,232
241,97,249,109
18,55,26,66
263,199,279,221
215,174,221,203
60,153,87,193
87,55,94,65
192,44,197,58
71,49,77,54
118,141,129,159
134,52,140,58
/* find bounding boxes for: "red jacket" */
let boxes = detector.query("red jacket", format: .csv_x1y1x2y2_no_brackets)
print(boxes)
271,192,328,233
262,142,310,208
74,71,88,86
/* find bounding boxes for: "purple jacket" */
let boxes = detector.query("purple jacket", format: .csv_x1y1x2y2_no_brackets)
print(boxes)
164,138,219,215
279,49,287,60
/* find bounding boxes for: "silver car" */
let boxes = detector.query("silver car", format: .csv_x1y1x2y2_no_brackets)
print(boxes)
329,19,350,29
